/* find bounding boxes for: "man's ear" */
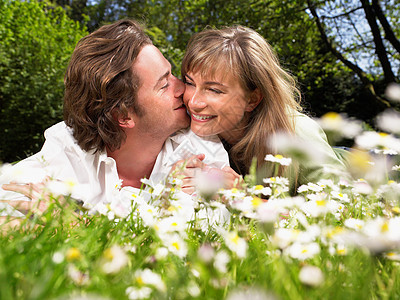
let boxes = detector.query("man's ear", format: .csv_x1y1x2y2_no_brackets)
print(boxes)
245,88,263,112
112,110,136,129
119,116,135,128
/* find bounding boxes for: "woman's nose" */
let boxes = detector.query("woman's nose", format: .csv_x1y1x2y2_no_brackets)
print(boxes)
188,90,207,110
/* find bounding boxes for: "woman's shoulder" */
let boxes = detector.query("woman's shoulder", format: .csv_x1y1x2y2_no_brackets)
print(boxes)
291,111,326,139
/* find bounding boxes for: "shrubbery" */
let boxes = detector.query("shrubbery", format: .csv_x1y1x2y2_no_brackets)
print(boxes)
0,0,87,162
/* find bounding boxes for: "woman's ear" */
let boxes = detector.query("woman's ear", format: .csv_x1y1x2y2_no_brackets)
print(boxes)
245,88,262,112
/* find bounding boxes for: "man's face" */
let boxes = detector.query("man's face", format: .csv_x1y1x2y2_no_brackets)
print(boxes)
132,45,190,138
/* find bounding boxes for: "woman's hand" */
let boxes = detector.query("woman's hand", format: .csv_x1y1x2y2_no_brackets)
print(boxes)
220,166,244,189
169,154,206,195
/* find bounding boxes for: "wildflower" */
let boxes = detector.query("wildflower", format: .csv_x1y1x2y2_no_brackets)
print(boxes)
126,286,152,300
264,154,292,166
159,233,188,258
256,201,280,224
385,82,400,102
301,193,339,218
66,247,81,262
46,178,78,197
187,281,201,297
137,202,158,227
157,215,187,234
0,163,47,184
317,112,362,140
352,179,373,195
335,244,348,256
100,245,129,274
52,251,64,264
363,217,400,241
263,177,289,196
297,182,323,193
285,242,320,260
248,184,272,196
152,247,168,262
219,188,246,200
376,109,400,135
214,250,230,273
198,244,215,263
167,197,194,220
271,228,301,249
384,251,400,261
263,176,289,187
376,181,400,204
299,265,324,287
269,132,325,163
344,218,365,232
229,196,259,218
134,269,166,292
355,131,400,154
109,196,131,219
330,191,350,203
195,168,225,199
227,287,275,300
393,165,400,171
67,264,89,286
218,228,248,259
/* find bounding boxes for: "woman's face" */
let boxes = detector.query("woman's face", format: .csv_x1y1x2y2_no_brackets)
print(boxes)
183,70,252,143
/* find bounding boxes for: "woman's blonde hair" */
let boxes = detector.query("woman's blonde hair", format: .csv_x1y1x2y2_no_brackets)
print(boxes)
181,25,302,174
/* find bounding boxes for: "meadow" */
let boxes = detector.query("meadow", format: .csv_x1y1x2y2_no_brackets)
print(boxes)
1,86,400,300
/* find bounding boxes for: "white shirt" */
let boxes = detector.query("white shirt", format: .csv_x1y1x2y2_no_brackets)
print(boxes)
0,122,229,214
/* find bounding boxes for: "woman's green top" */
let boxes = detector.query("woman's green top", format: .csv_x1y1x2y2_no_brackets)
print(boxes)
283,112,351,193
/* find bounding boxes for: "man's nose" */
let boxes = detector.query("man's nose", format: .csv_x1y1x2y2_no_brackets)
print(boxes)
173,76,185,97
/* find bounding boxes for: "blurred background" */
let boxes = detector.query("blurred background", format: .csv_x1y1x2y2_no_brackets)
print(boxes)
0,0,399,163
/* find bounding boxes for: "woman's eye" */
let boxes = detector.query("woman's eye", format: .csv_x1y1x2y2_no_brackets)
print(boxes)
161,83,169,89
184,81,194,86
209,88,223,94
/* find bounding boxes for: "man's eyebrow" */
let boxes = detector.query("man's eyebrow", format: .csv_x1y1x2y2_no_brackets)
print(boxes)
185,74,225,87
154,70,170,90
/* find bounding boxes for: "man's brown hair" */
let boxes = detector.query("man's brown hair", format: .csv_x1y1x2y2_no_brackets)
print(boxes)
63,19,152,153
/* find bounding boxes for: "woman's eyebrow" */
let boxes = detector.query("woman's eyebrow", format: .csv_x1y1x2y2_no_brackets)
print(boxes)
185,74,225,86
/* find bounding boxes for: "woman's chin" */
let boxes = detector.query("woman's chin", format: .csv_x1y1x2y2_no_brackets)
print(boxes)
190,127,216,137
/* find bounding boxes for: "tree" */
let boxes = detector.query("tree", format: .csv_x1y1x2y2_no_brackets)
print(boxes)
306,0,400,110
0,0,87,162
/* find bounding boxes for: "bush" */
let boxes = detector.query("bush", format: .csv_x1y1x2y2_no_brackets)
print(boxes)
0,0,87,162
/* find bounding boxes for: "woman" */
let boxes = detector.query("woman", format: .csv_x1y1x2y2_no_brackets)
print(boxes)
179,25,349,194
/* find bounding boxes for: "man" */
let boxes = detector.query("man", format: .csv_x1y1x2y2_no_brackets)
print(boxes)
0,19,229,216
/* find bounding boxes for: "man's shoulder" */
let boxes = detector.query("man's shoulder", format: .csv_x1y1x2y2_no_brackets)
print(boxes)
44,121,73,140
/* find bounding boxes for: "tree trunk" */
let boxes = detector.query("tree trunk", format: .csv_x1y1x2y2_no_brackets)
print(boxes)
372,0,400,55
307,0,390,107
360,0,396,84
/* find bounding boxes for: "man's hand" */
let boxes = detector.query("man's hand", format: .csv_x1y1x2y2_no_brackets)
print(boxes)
1,179,61,215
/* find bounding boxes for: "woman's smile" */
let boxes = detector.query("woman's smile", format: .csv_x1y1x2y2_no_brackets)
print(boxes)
191,113,217,122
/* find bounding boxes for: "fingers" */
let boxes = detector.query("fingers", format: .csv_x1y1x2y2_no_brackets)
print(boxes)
2,183,42,200
184,154,206,169
170,154,207,180
1,182,50,214
221,167,243,189
181,186,196,195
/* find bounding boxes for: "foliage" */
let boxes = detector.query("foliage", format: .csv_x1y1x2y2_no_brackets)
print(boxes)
0,0,87,162
1,109,400,299
65,0,392,120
